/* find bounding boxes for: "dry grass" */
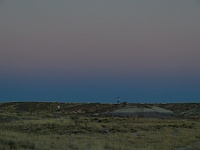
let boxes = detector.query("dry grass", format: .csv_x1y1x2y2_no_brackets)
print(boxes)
0,115,200,150
0,102,200,149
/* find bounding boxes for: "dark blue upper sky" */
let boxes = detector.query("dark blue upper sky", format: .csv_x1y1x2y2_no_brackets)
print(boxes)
0,0,200,103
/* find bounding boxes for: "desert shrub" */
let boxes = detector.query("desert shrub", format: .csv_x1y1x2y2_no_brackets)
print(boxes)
0,137,35,149
18,140,35,149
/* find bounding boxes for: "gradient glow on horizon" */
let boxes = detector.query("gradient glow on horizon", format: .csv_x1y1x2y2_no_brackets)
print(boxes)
0,0,200,103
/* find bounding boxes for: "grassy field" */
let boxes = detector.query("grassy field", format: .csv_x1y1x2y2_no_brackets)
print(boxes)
0,103,200,150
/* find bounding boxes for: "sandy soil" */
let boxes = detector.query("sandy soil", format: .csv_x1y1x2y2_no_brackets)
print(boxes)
102,105,174,118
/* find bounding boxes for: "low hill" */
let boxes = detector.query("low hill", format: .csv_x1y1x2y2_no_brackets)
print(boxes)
0,102,200,119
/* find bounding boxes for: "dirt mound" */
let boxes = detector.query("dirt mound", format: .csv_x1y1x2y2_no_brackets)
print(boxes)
101,105,174,118
155,103,200,118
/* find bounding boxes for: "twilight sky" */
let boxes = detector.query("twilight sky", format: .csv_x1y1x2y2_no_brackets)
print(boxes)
0,0,200,103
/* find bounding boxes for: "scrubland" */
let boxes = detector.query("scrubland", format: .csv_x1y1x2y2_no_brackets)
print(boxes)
0,102,200,150
0,114,200,149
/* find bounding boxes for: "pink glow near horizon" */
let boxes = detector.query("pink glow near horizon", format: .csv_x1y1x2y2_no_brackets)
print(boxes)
0,0,199,102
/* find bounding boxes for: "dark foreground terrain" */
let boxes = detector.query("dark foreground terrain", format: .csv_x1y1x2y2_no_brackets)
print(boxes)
0,102,200,150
